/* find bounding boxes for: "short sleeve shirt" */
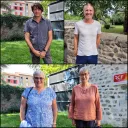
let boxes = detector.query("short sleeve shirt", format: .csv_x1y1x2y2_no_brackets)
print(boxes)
74,20,101,56
24,18,52,51
22,87,56,127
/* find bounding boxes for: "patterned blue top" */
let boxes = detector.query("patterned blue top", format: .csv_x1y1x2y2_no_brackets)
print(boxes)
22,87,56,127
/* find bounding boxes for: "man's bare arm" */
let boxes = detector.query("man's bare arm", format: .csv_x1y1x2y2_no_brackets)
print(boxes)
96,34,101,48
25,32,40,57
74,34,79,56
40,30,52,58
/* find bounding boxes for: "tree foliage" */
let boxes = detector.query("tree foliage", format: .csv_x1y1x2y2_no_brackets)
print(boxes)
0,1,12,12
65,0,126,18
65,0,127,32
41,0,56,18
40,64,75,76
112,12,125,25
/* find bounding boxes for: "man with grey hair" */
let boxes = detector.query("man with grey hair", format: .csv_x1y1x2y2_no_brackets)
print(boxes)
24,3,53,64
74,3,101,64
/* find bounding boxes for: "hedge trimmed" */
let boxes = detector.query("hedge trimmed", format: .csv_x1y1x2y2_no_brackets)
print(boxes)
1,14,29,41
1,84,25,113
1,14,29,29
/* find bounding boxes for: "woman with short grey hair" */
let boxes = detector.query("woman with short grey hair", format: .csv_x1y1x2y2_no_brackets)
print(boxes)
68,67,102,128
20,70,58,127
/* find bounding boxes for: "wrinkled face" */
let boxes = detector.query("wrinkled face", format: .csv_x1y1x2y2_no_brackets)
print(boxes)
33,73,45,88
33,7,42,17
80,71,89,83
83,4,94,20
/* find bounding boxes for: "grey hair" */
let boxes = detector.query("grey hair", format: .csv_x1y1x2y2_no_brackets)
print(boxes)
79,67,89,75
33,70,45,77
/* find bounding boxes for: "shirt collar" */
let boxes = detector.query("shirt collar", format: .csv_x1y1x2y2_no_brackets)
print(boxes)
32,17,45,22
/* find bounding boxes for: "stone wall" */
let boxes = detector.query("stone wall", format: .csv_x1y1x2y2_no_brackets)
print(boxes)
49,64,127,127
64,21,128,64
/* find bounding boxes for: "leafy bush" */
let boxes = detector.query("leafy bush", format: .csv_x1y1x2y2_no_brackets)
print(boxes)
112,12,124,25
1,14,29,29
1,84,24,101
1,14,29,41
1,84,24,113
64,12,82,20
104,24,110,29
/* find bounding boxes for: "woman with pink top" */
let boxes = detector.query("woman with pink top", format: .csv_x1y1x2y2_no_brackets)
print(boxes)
68,67,102,128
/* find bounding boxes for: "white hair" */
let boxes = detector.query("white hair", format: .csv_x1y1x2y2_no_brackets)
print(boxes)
33,70,45,77
79,67,89,75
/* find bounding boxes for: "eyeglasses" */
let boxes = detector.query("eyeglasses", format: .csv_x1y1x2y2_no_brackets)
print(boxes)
80,73,89,76
34,77,44,80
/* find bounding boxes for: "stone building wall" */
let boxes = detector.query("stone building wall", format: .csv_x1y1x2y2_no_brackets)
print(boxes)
49,64,127,127
64,21,127,64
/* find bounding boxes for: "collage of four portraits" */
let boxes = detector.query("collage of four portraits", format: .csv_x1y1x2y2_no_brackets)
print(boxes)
1,0,127,127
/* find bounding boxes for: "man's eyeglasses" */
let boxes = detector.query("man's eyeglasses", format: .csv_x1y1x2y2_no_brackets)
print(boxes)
34,77,44,80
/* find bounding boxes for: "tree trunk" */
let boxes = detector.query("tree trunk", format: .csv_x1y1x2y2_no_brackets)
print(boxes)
123,8,128,34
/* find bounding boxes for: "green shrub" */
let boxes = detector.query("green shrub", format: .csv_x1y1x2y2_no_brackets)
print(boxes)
1,84,24,101
1,14,29,41
112,12,124,25
104,24,110,29
64,12,82,20
0,14,29,29
1,84,24,113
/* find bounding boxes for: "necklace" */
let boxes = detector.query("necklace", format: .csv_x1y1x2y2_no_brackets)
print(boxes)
80,83,91,94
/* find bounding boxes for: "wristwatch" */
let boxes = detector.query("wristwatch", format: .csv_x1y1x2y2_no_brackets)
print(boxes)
43,49,47,52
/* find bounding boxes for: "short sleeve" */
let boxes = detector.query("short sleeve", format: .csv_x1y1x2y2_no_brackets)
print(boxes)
21,87,31,99
74,23,79,35
24,20,30,33
97,22,101,34
47,20,52,31
50,88,56,100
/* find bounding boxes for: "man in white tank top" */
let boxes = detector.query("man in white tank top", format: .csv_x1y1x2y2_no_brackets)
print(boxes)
74,3,101,64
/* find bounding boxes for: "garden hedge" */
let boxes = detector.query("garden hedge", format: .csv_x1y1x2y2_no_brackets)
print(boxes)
1,84,25,113
1,14,29,41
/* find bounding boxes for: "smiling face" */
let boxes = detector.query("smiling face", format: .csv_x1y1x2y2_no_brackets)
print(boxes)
33,73,45,88
83,4,94,20
80,71,90,83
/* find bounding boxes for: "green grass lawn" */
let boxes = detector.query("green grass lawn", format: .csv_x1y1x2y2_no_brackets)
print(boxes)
1,112,113,127
101,25,123,34
1,40,64,64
